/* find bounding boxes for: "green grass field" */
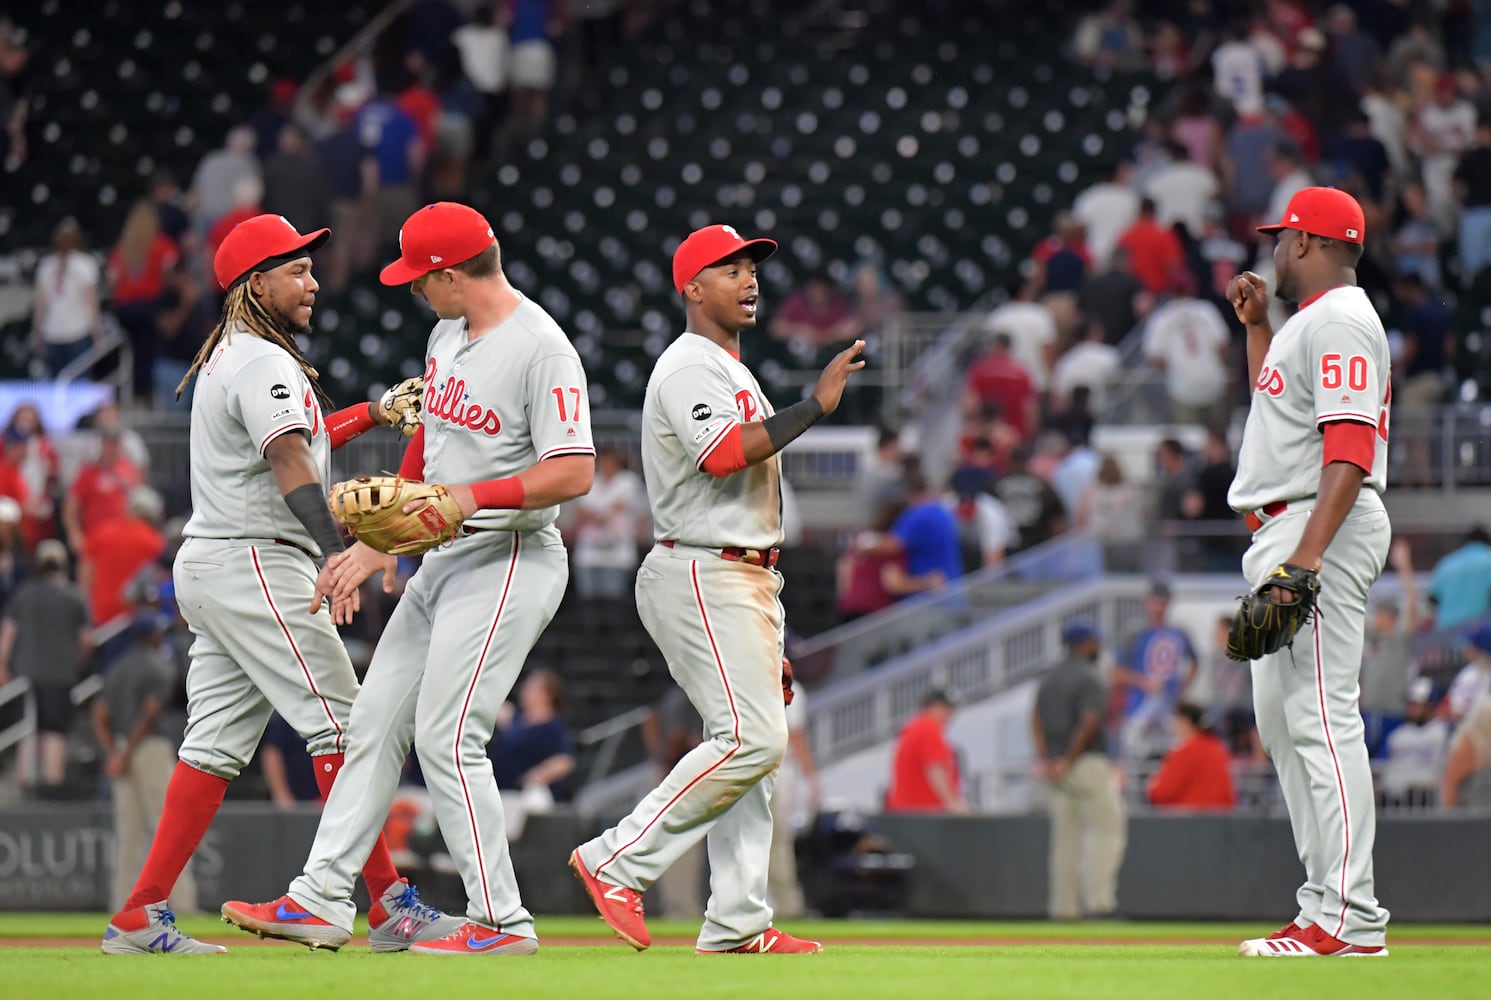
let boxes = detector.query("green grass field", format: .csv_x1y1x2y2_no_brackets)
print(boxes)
4,914,1488,1000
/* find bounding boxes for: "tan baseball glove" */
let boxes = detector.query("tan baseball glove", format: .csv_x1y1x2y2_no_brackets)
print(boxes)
372,376,425,437
328,475,465,556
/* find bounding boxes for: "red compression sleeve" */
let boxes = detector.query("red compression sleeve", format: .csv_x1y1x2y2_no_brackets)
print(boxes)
326,402,379,449
398,425,426,480
470,477,525,509
700,424,749,477
1322,419,1375,474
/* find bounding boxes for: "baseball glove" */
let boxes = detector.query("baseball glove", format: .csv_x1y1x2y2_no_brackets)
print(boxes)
1225,563,1321,661
374,376,425,437
328,475,465,556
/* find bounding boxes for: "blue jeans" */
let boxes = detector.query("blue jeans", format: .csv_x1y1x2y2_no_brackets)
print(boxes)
45,337,93,378
154,358,194,410
1460,206,1491,280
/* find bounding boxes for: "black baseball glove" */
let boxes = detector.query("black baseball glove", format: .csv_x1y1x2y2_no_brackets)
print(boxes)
1225,563,1321,661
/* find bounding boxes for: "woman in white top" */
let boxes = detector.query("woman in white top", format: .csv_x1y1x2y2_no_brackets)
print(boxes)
32,219,101,377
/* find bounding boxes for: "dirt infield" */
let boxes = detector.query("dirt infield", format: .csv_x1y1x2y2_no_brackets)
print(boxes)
10,934,1489,949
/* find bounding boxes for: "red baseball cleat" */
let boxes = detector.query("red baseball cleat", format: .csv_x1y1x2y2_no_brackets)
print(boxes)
1239,923,1386,957
1268,922,1306,940
220,895,351,951
407,921,538,955
698,928,824,954
569,849,650,951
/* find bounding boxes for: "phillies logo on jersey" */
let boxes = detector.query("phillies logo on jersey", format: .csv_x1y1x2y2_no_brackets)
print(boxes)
735,389,759,422
1254,365,1285,397
423,358,502,436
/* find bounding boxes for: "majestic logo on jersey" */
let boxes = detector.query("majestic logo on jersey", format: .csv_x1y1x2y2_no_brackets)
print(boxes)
691,403,713,421
423,358,502,436
735,390,759,422
270,383,290,399
1254,365,1285,397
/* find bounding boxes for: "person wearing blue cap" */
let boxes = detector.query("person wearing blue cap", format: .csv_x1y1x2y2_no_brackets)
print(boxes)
1445,622,1491,724
1033,621,1125,920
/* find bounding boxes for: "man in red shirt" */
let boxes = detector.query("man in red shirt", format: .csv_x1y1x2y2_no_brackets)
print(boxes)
63,424,144,552
963,333,1038,441
885,690,967,812
80,485,166,633
1115,198,1188,296
1147,702,1237,810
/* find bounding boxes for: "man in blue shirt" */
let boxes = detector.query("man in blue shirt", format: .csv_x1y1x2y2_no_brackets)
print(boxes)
1429,528,1491,629
1114,581,1197,763
890,469,962,595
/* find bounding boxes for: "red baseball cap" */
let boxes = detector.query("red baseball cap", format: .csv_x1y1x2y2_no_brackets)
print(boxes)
1257,186,1365,245
380,202,496,285
213,214,330,291
672,224,778,294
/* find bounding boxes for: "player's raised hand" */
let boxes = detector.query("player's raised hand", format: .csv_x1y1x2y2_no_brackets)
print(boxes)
1228,271,1270,326
810,339,867,416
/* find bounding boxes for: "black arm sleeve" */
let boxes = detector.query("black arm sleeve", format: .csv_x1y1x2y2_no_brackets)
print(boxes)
284,483,346,558
762,397,825,454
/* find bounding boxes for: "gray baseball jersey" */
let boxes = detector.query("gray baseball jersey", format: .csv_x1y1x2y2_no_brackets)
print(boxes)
642,333,782,550
288,293,592,938
1228,286,1390,512
182,325,332,554
1230,283,1394,948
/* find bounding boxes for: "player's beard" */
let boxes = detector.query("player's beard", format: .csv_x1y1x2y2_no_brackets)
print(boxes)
267,290,314,336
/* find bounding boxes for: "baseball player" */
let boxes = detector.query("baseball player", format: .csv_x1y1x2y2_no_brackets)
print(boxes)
569,224,863,954
103,215,449,955
1227,188,1392,957
222,202,595,955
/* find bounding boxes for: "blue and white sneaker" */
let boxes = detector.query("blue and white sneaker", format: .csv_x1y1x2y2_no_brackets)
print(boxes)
368,879,466,953
102,903,227,954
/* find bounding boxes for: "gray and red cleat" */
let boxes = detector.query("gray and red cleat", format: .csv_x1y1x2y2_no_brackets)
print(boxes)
699,928,824,954
102,903,227,954
569,848,650,951
367,879,465,953
220,895,351,951
407,920,538,955
1239,923,1386,957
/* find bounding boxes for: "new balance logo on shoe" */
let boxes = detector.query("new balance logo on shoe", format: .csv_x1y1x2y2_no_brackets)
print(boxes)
149,932,177,953
603,886,631,902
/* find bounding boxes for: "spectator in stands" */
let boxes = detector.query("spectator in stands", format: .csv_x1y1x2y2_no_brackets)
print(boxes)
886,689,966,813
982,281,1057,394
889,469,962,593
569,445,648,600
1441,689,1491,808
453,3,513,160
946,467,1015,574
1147,701,1236,810
1428,527,1491,630
1201,614,1257,757
32,218,102,377
1181,429,1241,571
836,498,946,623
108,200,180,402
1024,213,1090,341
1211,21,1266,117
0,499,24,609
65,402,149,480
1392,181,1444,292
1049,428,1101,522
1077,454,1145,572
1413,74,1477,232
1072,1,1144,72
992,445,1066,552
1260,141,1313,244
148,170,192,249
771,268,860,349
62,422,144,554
1446,623,1491,724
1222,103,1289,223
770,677,818,919
1072,160,1140,272
1141,293,1230,424
642,684,705,916
1454,118,1491,280
964,333,1037,442
262,124,331,235
93,610,196,912
358,83,424,250
153,263,215,410
1171,87,1223,169
80,485,166,642
6,404,59,546
0,428,44,551
258,713,321,810
1032,622,1123,920
204,175,266,266
1330,108,1391,203
1379,677,1448,809
189,125,261,237
862,426,907,512
507,0,566,134
849,261,904,339
1051,323,1121,413
314,112,374,293
1151,437,1193,529
1114,581,1197,764
1115,198,1188,297
0,540,91,794
1362,543,1422,729
1324,4,1380,96
488,668,575,842
1078,246,1149,345
1142,141,1220,238
0,18,28,170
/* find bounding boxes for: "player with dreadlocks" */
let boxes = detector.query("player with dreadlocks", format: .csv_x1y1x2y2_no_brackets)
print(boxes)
102,215,459,955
